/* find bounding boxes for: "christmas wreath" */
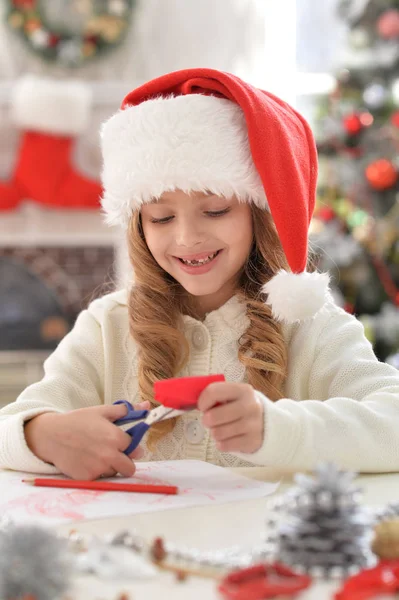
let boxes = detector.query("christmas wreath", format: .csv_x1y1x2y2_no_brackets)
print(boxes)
6,0,134,67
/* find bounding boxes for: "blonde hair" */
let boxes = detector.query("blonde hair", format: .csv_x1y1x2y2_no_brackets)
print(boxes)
127,204,289,449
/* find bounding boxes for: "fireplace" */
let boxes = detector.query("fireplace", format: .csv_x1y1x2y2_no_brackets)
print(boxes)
0,240,116,406
0,245,115,351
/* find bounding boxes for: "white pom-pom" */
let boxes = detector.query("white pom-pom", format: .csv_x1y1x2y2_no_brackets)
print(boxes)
262,270,330,323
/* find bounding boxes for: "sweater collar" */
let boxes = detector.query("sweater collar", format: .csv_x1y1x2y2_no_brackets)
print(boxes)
182,294,249,337
118,288,249,337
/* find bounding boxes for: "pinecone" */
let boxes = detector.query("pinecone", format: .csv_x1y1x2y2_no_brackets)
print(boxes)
267,463,377,579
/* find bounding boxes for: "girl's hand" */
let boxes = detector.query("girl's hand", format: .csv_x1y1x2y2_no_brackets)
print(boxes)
198,382,264,454
24,401,150,480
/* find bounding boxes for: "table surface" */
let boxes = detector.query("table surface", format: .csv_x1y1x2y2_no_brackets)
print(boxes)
53,466,399,600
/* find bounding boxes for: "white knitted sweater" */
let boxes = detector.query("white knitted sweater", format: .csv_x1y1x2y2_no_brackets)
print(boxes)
1,290,399,474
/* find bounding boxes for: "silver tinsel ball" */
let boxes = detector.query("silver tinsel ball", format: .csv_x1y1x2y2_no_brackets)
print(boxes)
363,83,389,109
0,524,72,600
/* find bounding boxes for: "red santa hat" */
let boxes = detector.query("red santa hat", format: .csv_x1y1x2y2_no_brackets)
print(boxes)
100,68,330,322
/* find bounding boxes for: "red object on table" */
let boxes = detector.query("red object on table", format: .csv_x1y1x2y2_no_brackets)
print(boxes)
154,374,225,409
23,478,178,495
218,562,312,600
335,560,399,600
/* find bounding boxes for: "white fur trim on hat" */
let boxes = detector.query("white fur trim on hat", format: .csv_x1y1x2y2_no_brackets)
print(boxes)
100,94,267,228
262,270,331,323
11,75,91,136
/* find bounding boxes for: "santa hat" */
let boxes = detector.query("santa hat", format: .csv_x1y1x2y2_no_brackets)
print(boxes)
100,68,330,323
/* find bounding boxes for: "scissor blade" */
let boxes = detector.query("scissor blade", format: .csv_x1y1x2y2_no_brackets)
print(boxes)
147,406,185,425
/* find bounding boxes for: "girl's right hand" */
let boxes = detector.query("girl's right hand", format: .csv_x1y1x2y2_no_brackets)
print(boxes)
24,402,150,480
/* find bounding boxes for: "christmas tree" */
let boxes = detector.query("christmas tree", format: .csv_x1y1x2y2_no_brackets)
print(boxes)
312,0,399,363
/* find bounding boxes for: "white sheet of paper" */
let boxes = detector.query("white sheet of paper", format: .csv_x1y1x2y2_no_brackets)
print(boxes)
0,460,279,526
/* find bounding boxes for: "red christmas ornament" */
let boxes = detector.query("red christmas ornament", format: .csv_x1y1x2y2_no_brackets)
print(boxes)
12,0,35,7
365,159,398,190
377,9,399,39
84,34,99,45
344,303,354,314
359,112,373,127
317,207,336,222
391,111,399,128
343,113,363,135
343,146,364,158
24,18,41,33
48,34,60,47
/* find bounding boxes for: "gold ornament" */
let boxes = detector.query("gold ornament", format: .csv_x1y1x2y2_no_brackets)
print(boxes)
102,18,125,42
8,11,24,28
24,18,41,33
372,519,399,559
82,40,96,57
87,15,124,42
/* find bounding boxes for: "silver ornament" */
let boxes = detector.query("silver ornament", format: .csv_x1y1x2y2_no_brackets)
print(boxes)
0,524,72,600
363,83,389,109
74,542,157,579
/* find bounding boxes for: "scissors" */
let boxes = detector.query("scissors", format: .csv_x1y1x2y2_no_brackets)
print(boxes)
114,374,225,455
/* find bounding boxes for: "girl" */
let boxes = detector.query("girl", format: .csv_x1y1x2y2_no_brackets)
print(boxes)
1,68,399,480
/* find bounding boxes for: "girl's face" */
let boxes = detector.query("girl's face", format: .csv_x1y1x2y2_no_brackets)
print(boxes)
140,190,253,314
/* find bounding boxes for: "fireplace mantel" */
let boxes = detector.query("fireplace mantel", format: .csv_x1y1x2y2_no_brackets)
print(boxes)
0,203,116,246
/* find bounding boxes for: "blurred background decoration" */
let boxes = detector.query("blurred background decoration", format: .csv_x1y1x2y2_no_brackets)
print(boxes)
5,0,135,68
310,0,399,365
0,0,397,406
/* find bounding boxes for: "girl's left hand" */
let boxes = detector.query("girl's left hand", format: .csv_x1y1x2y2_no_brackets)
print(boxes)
198,382,264,454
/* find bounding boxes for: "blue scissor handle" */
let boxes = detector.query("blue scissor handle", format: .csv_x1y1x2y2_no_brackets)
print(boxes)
123,422,150,454
113,400,149,425
113,400,150,455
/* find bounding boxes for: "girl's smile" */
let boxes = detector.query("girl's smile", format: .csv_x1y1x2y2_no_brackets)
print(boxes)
173,249,223,274
141,190,253,314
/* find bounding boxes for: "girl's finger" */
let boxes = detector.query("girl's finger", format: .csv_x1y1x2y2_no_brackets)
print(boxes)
198,382,250,412
97,468,118,479
128,445,145,460
136,401,151,410
101,402,129,421
211,419,248,442
202,399,244,428
110,453,137,478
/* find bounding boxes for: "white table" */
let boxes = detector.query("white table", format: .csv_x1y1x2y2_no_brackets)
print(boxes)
55,467,399,599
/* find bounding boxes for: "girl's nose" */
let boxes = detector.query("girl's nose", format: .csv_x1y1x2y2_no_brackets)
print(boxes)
175,218,205,247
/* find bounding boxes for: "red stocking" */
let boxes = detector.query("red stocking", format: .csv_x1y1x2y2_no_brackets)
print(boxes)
0,75,102,211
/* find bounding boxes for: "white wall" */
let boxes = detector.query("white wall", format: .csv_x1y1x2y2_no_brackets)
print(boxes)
0,0,295,91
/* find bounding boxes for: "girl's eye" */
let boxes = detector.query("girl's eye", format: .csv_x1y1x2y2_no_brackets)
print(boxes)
205,208,231,217
150,216,174,224
150,208,230,223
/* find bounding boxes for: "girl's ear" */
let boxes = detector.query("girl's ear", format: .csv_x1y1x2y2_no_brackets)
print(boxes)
262,270,331,323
